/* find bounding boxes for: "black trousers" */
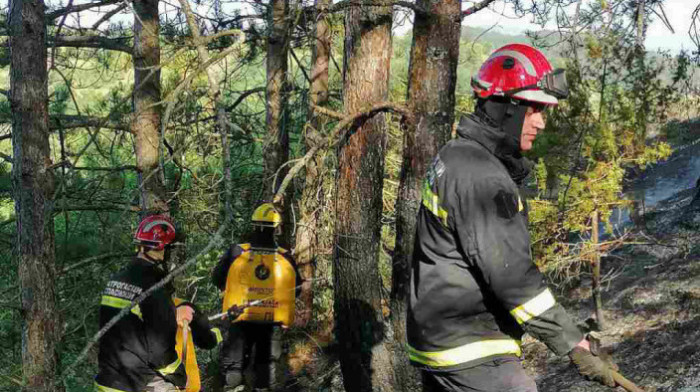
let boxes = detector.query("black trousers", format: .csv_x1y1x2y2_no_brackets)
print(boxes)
220,323,283,389
421,358,538,392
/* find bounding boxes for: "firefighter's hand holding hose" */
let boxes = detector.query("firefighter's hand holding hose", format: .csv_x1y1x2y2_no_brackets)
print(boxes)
569,337,617,387
176,304,195,327
226,304,244,322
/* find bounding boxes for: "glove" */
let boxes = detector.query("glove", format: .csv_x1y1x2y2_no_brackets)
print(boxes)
569,346,616,387
227,305,244,321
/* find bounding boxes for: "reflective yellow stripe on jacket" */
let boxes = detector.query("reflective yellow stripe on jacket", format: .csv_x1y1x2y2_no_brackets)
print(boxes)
158,356,182,375
510,288,557,325
422,182,448,226
211,327,223,344
100,295,142,320
407,339,522,368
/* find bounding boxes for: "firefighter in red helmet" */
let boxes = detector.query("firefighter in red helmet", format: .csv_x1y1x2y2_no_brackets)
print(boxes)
95,215,223,392
407,44,618,391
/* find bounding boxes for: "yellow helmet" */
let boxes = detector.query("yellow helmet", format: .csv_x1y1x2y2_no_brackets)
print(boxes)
251,203,282,227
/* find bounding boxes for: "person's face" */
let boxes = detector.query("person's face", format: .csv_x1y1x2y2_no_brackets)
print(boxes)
520,104,547,151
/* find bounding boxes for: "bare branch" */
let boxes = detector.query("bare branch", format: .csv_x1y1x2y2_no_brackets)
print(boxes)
329,0,426,16
0,134,10,142
0,89,8,97
91,3,128,30
462,0,496,18
0,152,12,163
311,103,344,120
51,35,132,54
70,165,139,172
50,114,128,131
46,0,123,22
62,252,132,273
273,102,413,202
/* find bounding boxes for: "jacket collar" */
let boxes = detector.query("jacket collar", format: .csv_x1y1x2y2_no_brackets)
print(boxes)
456,114,505,155
456,114,533,185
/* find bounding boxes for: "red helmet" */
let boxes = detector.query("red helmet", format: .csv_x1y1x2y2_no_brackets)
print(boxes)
134,215,176,251
471,43,568,106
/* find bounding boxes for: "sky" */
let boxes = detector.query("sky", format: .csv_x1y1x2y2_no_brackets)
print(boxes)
51,0,698,54
461,0,697,54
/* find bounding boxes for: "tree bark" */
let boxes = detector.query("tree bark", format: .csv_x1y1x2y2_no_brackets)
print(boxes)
294,0,331,328
263,0,291,244
334,1,393,390
390,0,461,388
132,0,167,213
9,0,59,388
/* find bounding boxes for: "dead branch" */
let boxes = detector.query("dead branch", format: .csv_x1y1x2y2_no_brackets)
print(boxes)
91,3,127,30
51,35,132,54
329,0,426,16
69,165,139,172
46,0,123,21
462,0,496,18
273,102,413,203
311,103,345,120
62,252,132,273
51,114,128,131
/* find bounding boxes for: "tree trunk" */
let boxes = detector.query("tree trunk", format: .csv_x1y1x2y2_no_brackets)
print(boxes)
334,2,393,390
9,0,59,388
294,0,331,328
132,0,166,213
263,0,292,246
389,1,461,389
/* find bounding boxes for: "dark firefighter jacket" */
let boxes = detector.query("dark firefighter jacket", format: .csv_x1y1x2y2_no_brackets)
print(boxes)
212,244,302,297
96,257,223,392
406,114,583,371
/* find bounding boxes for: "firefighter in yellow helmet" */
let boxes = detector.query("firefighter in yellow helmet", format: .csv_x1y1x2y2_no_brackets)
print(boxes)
212,203,301,392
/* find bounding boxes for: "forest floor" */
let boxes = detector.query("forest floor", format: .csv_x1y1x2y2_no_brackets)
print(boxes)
525,186,700,391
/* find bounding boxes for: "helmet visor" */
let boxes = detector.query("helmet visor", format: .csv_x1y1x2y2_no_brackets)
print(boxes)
538,68,569,99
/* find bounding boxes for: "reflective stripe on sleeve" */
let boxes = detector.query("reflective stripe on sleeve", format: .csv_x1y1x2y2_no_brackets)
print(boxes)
158,356,182,375
94,382,128,392
510,288,557,324
100,295,142,320
422,182,449,226
407,339,522,367
212,327,223,344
